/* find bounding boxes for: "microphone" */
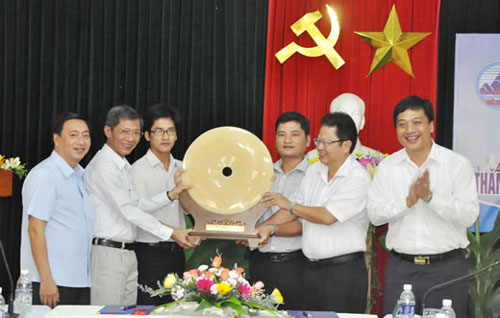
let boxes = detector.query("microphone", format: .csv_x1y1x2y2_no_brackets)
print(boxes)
421,259,500,313
0,239,19,318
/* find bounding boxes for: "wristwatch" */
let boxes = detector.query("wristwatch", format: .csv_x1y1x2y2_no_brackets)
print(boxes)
289,201,296,215
423,191,433,204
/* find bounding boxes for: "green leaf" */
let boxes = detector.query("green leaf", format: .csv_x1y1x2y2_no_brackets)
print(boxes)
378,231,389,252
196,299,215,311
224,296,243,305
240,300,278,316
479,214,500,251
226,302,246,315
466,213,500,317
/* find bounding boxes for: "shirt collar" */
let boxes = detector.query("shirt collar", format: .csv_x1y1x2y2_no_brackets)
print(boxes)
335,155,354,177
50,151,84,178
315,155,353,183
397,139,439,166
273,156,309,174
102,143,130,170
145,149,177,171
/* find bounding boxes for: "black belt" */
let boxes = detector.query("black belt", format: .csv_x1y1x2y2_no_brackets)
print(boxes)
135,241,183,253
92,238,135,251
391,249,463,265
251,250,305,262
310,252,365,266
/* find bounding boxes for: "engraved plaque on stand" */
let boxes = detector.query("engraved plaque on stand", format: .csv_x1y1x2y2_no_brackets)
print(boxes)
180,191,267,248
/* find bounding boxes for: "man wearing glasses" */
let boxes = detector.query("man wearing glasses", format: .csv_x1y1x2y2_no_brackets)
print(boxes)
84,105,196,306
259,112,370,312
131,104,191,305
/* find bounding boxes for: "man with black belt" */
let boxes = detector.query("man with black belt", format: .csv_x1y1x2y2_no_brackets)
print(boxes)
259,112,370,312
249,111,310,310
84,106,196,305
131,104,187,305
367,96,479,317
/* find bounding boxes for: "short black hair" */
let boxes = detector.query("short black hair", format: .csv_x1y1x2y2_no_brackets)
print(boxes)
320,112,357,154
52,112,89,135
105,105,143,129
393,95,434,126
143,103,181,132
275,111,310,136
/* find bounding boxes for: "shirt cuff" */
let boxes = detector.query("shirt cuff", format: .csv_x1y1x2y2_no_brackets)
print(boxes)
157,224,174,241
151,191,172,205
395,198,409,216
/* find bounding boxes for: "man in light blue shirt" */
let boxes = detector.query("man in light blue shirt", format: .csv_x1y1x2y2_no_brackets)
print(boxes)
20,112,93,308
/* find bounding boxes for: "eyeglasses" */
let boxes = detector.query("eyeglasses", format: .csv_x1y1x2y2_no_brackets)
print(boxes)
313,138,346,147
150,127,176,137
118,129,143,139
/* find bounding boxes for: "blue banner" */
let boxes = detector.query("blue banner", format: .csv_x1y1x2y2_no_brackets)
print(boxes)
454,34,500,232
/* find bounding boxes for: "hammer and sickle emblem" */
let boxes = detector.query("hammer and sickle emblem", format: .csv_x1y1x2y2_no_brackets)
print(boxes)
275,5,345,69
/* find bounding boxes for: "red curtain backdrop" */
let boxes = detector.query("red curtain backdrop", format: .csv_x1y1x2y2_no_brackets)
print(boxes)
263,0,440,315
263,0,440,159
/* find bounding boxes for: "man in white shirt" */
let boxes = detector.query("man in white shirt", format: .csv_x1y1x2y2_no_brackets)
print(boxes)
131,104,188,305
259,112,371,312
367,96,479,317
84,105,196,305
249,111,310,310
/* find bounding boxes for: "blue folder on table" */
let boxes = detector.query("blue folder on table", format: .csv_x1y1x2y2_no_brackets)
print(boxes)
287,310,339,318
98,305,155,315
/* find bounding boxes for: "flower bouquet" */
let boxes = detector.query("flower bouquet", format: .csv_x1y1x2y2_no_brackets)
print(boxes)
142,255,285,317
0,154,27,179
354,151,385,178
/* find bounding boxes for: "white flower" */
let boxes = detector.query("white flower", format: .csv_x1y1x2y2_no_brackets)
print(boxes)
198,265,209,272
227,277,237,286
2,157,21,169
172,286,185,300
229,270,239,279
210,284,218,295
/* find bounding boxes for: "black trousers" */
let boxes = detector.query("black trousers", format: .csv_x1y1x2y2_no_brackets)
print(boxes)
249,250,306,310
383,251,469,317
135,242,185,305
302,252,367,312
32,282,90,306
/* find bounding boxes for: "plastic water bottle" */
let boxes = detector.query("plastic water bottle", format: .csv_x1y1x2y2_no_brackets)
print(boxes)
0,287,6,318
441,299,456,318
14,269,32,316
397,284,415,317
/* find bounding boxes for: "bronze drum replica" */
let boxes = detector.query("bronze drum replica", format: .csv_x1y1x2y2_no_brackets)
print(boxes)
181,127,273,248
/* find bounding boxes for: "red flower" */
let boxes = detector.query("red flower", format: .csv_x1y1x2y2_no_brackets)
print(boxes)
196,278,214,293
238,283,251,298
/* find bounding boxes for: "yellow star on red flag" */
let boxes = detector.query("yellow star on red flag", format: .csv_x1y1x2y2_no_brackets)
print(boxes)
354,5,431,77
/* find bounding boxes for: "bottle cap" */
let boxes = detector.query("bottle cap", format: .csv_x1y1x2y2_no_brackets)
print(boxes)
403,284,412,291
20,269,29,275
443,299,452,307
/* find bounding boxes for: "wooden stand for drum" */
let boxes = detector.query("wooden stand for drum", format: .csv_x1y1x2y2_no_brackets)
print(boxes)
180,192,267,248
